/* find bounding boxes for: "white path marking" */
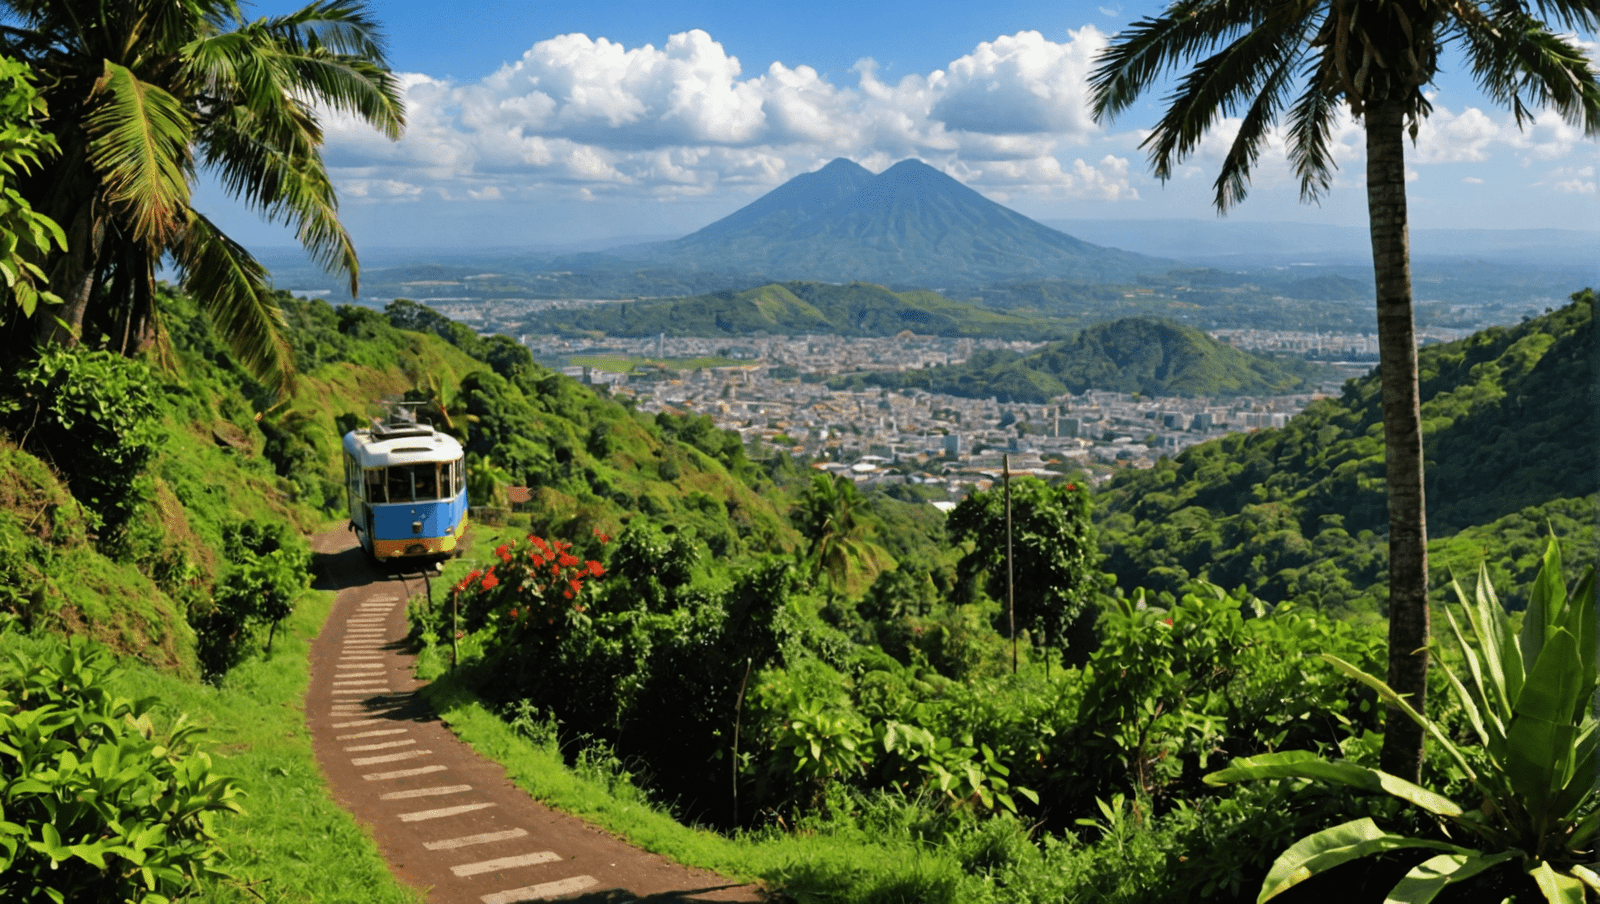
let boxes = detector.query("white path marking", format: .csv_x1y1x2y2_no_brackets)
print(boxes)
332,689,393,696
451,850,559,878
367,595,401,602
364,764,448,781
379,784,472,801
333,719,392,729
351,749,431,766
481,875,598,903
424,828,527,851
398,802,494,822
336,728,410,740
333,680,389,687
344,739,416,752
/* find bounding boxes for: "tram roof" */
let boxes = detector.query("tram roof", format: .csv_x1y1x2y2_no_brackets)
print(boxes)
343,422,463,467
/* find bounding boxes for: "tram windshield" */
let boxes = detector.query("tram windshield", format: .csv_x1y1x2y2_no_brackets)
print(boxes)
365,461,458,504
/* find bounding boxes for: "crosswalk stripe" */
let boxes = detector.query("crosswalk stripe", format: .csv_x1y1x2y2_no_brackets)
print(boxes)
424,828,528,851
398,802,495,822
336,728,409,740
451,850,559,878
352,749,431,766
480,875,598,903
364,764,448,781
379,784,472,801
345,738,416,752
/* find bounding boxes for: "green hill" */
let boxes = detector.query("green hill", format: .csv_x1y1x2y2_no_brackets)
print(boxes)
551,280,1071,339
832,316,1327,401
1094,290,1597,613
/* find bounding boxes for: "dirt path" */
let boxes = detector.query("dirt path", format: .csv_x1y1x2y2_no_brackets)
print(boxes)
306,529,766,904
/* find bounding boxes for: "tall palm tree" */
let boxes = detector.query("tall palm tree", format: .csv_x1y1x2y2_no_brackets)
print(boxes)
1089,0,1599,781
0,0,404,393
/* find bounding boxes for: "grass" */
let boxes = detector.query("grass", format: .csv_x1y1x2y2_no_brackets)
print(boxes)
416,669,1012,904
19,586,426,904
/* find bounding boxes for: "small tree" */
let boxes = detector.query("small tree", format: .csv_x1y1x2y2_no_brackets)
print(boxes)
947,477,1098,659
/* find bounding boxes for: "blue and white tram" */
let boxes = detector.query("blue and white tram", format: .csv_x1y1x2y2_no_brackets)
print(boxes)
342,416,468,562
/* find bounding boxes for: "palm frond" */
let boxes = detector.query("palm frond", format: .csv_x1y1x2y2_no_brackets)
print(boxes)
1090,0,1262,123
1214,43,1307,210
200,112,359,293
1142,11,1311,183
175,209,294,396
1455,13,1600,135
85,60,194,244
1285,55,1340,203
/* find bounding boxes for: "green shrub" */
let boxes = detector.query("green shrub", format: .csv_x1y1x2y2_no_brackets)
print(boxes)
0,348,160,534
190,522,309,681
0,629,242,902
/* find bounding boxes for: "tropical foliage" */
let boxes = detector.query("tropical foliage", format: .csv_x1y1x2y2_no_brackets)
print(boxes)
0,629,243,903
1207,539,1599,903
1088,0,1600,781
0,0,404,392
0,55,64,317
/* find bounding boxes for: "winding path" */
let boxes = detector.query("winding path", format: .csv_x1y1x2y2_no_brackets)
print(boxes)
306,530,765,903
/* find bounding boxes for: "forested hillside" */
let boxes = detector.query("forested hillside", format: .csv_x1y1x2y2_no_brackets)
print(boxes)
1094,290,1596,613
548,280,1072,339
831,316,1327,401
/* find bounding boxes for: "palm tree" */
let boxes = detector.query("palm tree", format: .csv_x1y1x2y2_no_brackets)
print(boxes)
1089,0,1599,781
0,0,404,393
795,472,867,598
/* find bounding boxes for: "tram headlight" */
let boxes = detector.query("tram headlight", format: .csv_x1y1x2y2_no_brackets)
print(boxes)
411,520,423,535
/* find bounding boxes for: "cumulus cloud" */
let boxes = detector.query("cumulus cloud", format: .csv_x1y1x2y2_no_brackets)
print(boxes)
322,27,1126,208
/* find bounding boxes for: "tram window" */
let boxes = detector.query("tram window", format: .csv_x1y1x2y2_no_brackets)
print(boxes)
365,469,386,504
414,464,439,500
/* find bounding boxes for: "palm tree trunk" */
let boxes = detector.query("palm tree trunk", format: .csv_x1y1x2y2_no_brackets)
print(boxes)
34,197,103,349
1367,99,1430,783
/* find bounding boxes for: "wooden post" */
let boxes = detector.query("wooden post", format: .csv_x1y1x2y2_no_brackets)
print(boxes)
451,589,459,672
1005,454,1016,675
732,658,753,827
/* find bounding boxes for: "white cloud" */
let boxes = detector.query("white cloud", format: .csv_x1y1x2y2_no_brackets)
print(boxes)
1462,176,1484,184
312,25,1600,226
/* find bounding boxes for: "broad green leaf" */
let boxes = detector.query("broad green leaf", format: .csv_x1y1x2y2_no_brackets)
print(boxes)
1258,818,1471,902
1519,540,1564,670
1386,851,1519,904
1321,655,1478,783
1528,861,1585,904
1506,628,1583,808
1570,863,1600,891
1205,750,1463,817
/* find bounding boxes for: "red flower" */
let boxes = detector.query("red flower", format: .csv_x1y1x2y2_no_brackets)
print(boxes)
586,560,605,577
567,578,583,595
563,589,573,599
532,554,546,567
509,608,519,618
593,528,611,544
558,553,579,568
1066,483,1078,491
531,535,548,551
495,543,512,563
575,604,586,613
480,572,499,591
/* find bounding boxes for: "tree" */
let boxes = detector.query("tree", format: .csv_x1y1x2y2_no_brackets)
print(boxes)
1089,0,1600,782
947,476,1097,658
0,0,404,393
793,472,866,597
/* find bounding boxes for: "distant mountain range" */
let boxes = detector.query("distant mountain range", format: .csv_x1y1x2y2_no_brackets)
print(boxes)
631,158,1174,287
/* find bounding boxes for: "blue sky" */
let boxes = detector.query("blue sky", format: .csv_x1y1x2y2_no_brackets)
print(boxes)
209,0,1600,250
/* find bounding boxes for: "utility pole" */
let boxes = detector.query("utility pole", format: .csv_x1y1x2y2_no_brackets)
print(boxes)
1005,454,1016,675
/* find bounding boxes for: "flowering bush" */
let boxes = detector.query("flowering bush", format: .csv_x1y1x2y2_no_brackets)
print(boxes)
454,532,606,642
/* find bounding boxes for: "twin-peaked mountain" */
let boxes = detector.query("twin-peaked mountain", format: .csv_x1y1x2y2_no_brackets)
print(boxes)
642,158,1172,287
